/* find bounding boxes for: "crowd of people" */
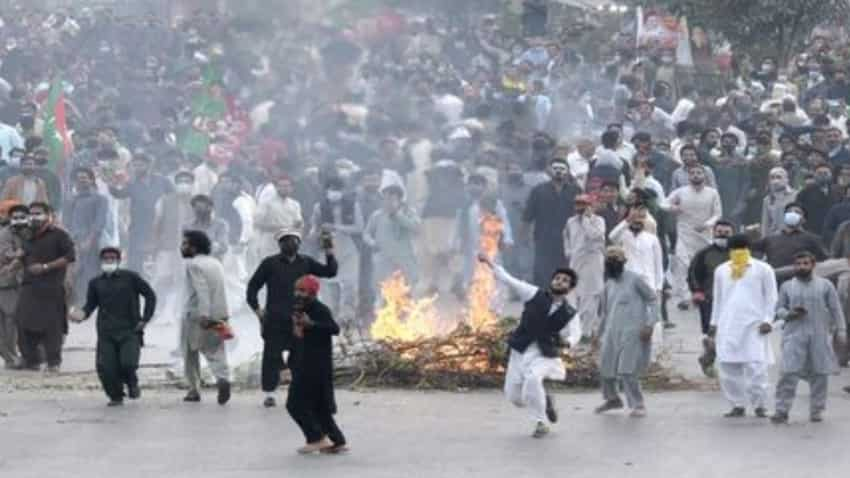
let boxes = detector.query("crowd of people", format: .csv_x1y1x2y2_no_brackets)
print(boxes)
0,1,850,446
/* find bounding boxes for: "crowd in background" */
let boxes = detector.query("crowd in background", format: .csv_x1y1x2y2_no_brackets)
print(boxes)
0,2,849,374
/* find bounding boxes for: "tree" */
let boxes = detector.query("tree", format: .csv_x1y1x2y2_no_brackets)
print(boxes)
627,0,850,63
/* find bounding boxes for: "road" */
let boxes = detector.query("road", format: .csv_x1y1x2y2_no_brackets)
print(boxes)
2,305,850,477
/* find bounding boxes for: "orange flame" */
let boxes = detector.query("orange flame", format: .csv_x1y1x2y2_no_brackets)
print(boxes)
370,213,504,345
466,213,503,331
370,271,439,342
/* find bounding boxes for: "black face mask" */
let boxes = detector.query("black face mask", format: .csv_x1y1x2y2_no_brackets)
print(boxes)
629,223,644,233
605,259,625,279
279,238,300,257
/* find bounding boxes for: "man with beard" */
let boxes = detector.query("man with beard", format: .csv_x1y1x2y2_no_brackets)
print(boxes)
478,252,577,438
15,202,75,372
0,203,27,369
0,155,48,205
523,157,579,287
771,251,846,424
710,234,777,418
286,275,348,455
108,152,173,274
666,164,722,309
595,246,659,417
708,133,750,225
70,247,156,406
246,228,338,408
64,168,109,306
180,230,231,405
796,162,843,237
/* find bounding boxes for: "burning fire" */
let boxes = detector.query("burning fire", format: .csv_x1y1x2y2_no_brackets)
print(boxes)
370,213,504,344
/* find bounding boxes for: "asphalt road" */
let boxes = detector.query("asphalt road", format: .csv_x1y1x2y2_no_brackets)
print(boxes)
2,387,850,478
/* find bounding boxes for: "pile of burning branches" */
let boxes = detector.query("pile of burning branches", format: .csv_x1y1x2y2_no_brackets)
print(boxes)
334,213,693,391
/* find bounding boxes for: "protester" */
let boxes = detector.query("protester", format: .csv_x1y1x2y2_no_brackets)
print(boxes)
710,234,777,418
246,228,338,408
286,275,348,455
771,251,846,424
479,252,577,438
15,202,74,372
0,202,25,369
180,230,231,405
596,246,659,417
71,247,157,406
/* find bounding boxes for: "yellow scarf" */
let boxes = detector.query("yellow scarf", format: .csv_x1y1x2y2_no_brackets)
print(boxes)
729,249,750,280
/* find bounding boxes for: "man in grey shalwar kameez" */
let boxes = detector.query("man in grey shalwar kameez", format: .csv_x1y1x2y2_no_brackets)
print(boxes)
180,230,231,405
363,185,420,293
771,251,847,424
64,168,109,306
595,246,659,417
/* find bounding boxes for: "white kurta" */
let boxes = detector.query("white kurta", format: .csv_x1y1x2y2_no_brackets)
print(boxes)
252,191,303,260
711,259,777,364
493,265,575,423
667,185,722,300
565,214,606,338
608,223,664,292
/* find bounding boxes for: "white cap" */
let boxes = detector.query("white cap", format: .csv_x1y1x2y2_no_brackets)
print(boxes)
274,228,302,242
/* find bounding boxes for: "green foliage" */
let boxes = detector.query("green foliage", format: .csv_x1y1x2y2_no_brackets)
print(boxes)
628,0,850,61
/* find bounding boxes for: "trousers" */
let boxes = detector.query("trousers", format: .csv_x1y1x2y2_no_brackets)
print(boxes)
96,332,141,400
696,300,713,335
504,345,565,423
575,293,601,339
261,333,290,393
18,328,62,368
286,379,346,445
601,375,644,409
0,290,18,365
775,373,828,415
184,342,230,392
718,361,769,409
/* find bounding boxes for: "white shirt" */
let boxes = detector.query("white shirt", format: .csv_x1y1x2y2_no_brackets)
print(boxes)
567,151,593,189
192,163,219,197
711,259,777,364
608,222,664,292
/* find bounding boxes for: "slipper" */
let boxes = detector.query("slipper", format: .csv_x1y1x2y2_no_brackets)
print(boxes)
320,444,350,455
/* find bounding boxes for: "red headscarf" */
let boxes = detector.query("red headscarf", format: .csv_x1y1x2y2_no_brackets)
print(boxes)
295,275,321,297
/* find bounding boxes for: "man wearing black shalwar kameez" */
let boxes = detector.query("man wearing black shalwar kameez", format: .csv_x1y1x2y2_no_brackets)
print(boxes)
286,275,348,455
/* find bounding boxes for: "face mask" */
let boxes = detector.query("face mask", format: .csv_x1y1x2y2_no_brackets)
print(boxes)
326,190,343,202
10,218,28,229
730,248,749,263
815,174,832,186
784,211,802,227
605,259,625,278
770,180,786,192
101,263,119,274
279,238,300,256
29,213,47,227
176,183,192,195
629,222,644,233
713,238,728,249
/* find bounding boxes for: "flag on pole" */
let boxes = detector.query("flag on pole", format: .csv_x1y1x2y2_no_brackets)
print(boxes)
42,76,73,178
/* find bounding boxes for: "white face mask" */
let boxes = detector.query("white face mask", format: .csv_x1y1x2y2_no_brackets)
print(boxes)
713,238,728,249
326,190,343,202
101,263,119,274
176,183,193,195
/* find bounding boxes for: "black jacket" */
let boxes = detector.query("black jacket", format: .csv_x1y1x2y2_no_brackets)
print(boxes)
246,253,338,342
688,245,730,299
508,290,575,358
82,270,156,335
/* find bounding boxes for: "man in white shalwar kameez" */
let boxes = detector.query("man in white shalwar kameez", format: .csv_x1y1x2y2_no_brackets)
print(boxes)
479,254,577,438
666,164,723,308
710,234,777,418
564,195,605,340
